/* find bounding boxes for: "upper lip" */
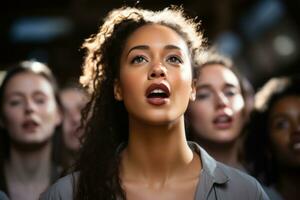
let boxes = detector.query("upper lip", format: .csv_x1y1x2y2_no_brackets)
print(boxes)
145,83,170,98
22,119,39,127
213,112,233,124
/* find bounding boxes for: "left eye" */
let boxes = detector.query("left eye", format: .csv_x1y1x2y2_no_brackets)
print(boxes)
224,90,236,97
166,56,182,64
131,56,148,64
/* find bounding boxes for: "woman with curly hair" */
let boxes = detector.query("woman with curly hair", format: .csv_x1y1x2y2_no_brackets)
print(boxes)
41,6,269,200
245,76,300,200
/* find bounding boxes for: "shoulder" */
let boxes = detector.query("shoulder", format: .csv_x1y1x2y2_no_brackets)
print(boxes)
39,173,78,200
0,191,9,200
189,142,269,200
215,162,270,200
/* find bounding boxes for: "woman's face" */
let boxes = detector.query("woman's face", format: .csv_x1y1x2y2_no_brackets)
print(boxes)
269,96,300,168
1,72,61,146
60,88,88,151
115,24,195,125
188,64,245,144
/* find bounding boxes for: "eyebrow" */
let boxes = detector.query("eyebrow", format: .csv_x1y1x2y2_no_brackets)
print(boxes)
8,91,48,98
196,83,238,90
127,44,182,57
270,113,292,121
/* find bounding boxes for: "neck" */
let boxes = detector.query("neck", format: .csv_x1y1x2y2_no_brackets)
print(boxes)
5,141,52,182
63,149,77,168
276,167,300,200
121,116,199,184
196,138,243,170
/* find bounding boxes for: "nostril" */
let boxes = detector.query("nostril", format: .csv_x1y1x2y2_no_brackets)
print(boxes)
160,73,165,77
151,73,156,77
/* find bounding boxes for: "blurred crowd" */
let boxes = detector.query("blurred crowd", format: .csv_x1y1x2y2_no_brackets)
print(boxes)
0,1,299,200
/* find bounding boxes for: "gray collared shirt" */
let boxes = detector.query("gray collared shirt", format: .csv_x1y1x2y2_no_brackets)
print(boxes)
40,142,270,200
0,191,9,200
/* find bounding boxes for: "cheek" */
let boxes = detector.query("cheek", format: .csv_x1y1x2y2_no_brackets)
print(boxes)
120,69,144,100
41,104,60,126
3,107,22,127
172,69,193,98
232,96,245,115
270,130,289,149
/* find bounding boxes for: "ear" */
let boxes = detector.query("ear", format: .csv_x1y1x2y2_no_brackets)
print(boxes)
114,79,123,101
190,79,196,101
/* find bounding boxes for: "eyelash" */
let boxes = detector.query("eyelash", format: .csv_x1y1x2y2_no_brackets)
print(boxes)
130,56,148,64
166,55,183,64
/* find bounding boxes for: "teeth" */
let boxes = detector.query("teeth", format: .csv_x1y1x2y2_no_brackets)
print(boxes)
216,116,230,123
151,89,165,94
293,143,300,150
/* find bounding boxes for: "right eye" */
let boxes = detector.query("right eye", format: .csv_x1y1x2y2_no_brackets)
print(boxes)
8,99,22,106
130,56,148,64
273,119,290,130
196,91,210,100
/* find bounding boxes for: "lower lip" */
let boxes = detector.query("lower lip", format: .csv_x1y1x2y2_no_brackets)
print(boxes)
213,122,232,129
147,97,168,106
23,125,39,132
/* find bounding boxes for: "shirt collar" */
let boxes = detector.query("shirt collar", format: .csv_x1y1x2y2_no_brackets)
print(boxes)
188,141,229,184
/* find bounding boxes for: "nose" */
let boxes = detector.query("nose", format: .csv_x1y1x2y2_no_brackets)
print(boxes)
148,63,167,80
215,92,229,108
24,99,36,114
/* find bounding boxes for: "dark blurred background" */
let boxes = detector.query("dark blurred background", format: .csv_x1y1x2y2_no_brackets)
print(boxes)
0,0,299,89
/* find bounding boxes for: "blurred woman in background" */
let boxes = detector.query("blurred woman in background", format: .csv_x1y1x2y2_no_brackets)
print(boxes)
59,82,89,170
245,75,300,200
186,51,254,170
0,60,62,200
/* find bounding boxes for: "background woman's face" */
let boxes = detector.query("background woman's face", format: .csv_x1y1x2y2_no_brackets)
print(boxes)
60,88,88,151
188,64,245,144
269,96,300,168
2,72,61,146
115,24,195,125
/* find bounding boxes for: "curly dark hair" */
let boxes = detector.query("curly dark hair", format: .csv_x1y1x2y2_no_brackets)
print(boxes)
244,75,300,185
75,6,205,200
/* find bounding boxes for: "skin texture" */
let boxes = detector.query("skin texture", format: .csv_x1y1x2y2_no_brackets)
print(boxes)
1,72,61,200
114,24,201,200
188,64,245,169
2,73,61,146
115,24,194,126
268,95,300,200
189,64,245,143
60,88,88,151
269,95,300,167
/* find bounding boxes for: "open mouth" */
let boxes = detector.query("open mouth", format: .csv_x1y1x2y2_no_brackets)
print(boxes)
22,120,39,132
213,114,233,129
293,143,300,150
146,83,170,105
290,136,300,152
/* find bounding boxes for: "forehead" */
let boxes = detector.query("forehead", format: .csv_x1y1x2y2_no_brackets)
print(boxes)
197,64,240,87
123,24,189,52
60,89,87,103
4,72,54,95
271,96,300,114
